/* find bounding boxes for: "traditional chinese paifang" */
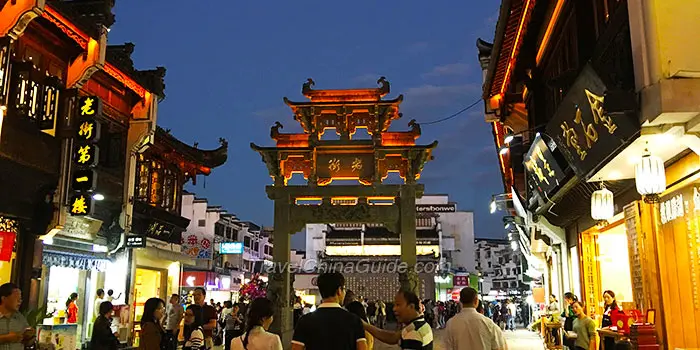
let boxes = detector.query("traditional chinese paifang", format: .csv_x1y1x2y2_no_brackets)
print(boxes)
585,89,617,134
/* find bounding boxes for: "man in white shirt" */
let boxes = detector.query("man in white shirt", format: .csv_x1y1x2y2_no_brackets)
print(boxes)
94,289,105,319
444,287,506,350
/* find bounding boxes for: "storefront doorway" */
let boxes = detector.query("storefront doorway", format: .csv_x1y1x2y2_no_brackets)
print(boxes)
580,216,634,317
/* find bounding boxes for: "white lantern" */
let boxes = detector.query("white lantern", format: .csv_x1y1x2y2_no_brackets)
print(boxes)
591,187,614,221
635,151,666,202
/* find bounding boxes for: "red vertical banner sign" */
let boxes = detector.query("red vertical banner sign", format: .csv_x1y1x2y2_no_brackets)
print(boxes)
0,231,16,261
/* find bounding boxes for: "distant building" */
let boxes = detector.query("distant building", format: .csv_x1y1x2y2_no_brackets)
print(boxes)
304,194,475,301
474,238,528,299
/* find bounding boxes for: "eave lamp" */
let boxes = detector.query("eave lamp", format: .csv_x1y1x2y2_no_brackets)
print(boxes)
635,148,666,203
591,183,614,225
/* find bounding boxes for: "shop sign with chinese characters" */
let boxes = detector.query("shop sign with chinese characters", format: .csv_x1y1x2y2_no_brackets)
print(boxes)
524,135,566,196
70,96,102,216
659,184,700,309
545,65,639,177
182,231,214,260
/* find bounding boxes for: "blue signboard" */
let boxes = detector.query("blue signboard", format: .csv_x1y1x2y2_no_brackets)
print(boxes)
220,242,243,254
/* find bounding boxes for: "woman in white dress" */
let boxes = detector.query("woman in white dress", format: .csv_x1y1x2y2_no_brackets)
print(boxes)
231,298,282,350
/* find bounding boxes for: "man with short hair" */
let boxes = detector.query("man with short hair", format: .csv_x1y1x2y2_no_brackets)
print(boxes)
364,290,434,349
292,272,367,350
443,287,506,350
0,283,33,350
193,287,218,349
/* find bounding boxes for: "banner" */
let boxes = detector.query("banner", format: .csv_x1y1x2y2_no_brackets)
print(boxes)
0,231,16,262
181,231,214,260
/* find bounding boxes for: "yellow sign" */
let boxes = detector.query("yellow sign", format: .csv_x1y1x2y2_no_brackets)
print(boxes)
78,121,94,140
77,145,92,164
80,97,96,116
69,194,92,216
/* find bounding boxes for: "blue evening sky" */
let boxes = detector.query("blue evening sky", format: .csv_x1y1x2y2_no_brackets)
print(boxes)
109,0,505,248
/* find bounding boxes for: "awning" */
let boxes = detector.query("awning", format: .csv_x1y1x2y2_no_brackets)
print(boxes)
43,248,110,271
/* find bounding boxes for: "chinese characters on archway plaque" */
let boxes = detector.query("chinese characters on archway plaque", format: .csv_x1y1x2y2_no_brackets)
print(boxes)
70,96,102,216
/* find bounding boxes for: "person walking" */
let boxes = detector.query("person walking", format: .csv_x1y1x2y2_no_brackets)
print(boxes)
138,298,166,350
193,287,218,349
183,304,205,350
292,272,367,350
231,298,282,350
506,300,517,331
164,294,184,349
0,283,34,350
364,289,433,350
89,301,119,350
567,301,596,350
376,300,386,329
443,287,506,350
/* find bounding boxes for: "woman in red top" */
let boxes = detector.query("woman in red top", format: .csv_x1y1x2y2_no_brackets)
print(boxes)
66,293,79,323
601,290,623,350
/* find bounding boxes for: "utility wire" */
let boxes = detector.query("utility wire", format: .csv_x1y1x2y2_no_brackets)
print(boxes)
420,98,483,125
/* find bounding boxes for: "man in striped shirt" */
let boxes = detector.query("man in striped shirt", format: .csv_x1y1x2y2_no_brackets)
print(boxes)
364,290,433,350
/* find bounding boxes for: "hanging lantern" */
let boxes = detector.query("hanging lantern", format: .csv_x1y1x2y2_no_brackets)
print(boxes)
591,185,614,223
635,149,666,203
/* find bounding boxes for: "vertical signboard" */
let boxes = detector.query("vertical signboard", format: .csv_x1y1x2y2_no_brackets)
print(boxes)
69,96,102,216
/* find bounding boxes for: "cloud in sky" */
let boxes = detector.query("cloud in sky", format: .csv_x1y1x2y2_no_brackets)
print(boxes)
422,63,471,79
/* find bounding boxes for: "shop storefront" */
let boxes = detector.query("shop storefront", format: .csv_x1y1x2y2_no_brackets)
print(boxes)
577,213,635,317
293,274,320,306
434,274,453,302
179,270,235,304
39,245,115,348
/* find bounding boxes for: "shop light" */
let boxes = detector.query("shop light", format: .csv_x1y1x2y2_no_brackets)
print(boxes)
499,145,509,155
92,244,108,252
591,184,614,222
504,131,515,144
635,148,666,203
511,241,518,251
92,193,105,201
43,237,53,245
489,199,497,214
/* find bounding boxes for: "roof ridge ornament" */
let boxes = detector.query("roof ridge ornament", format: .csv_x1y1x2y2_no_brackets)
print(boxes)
377,76,390,95
302,78,315,94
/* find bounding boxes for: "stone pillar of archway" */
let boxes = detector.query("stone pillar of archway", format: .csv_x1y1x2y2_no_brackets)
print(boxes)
267,193,294,345
399,185,419,294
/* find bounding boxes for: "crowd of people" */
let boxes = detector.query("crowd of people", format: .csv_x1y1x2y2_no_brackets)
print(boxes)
1,276,522,350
